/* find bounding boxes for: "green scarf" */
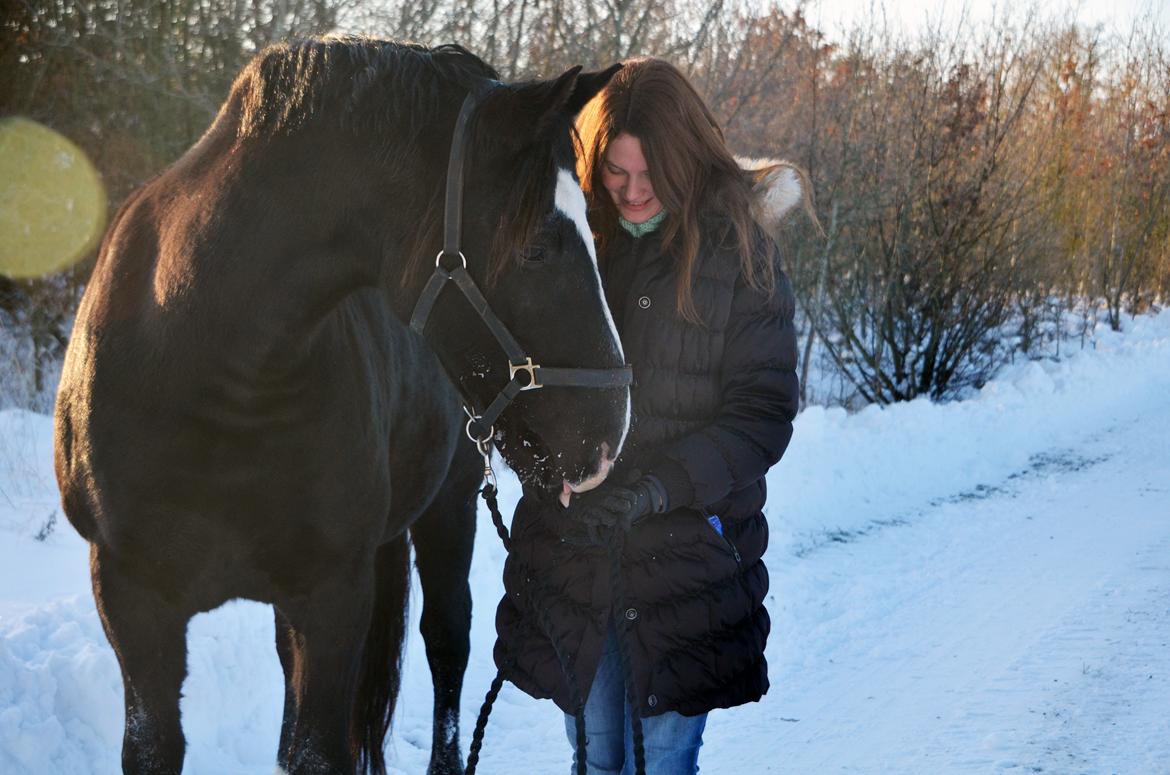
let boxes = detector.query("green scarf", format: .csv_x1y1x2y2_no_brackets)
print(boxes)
619,209,667,238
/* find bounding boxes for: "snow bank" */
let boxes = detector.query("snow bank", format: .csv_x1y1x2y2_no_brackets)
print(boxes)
771,311,1170,554
0,599,122,774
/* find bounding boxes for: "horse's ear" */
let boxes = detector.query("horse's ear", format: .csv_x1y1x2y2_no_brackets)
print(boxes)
563,63,623,117
498,66,582,138
498,63,620,139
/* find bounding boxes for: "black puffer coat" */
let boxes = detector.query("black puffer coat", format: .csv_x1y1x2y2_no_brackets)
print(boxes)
494,216,799,718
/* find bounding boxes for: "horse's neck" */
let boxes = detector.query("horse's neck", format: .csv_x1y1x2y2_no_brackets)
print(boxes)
148,119,441,364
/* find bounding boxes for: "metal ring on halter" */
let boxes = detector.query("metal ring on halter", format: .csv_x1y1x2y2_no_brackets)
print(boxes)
463,409,495,457
462,410,497,488
436,249,468,269
463,413,493,445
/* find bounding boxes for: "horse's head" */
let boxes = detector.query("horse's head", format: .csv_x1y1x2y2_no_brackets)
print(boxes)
420,65,629,498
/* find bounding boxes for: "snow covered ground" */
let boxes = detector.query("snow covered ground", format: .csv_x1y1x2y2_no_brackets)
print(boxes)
1,311,1168,774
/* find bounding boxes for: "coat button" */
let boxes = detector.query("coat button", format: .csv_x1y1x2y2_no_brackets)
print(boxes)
647,694,658,708
637,295,651,309
624,607,638,621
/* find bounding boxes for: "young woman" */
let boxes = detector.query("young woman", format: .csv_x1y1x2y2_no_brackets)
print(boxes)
494,57,803,774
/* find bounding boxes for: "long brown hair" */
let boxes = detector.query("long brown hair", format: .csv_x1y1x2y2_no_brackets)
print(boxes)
577,57,777,323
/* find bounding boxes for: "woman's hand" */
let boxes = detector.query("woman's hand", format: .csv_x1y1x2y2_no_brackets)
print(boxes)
564,476,669,535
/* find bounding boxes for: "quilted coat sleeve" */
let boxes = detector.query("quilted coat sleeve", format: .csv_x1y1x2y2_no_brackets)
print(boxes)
650,263,800,510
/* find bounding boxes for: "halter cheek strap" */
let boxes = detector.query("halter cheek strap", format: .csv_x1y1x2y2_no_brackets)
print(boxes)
408,90,633,450
442,89,477,260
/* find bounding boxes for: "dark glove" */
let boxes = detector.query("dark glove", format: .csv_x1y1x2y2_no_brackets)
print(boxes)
563,475,669,539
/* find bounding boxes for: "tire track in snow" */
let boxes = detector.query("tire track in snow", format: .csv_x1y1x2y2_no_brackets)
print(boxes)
1006,532,1170,774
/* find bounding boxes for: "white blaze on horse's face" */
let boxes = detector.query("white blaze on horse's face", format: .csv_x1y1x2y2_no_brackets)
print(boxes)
554,168,622,361
549,167,627,482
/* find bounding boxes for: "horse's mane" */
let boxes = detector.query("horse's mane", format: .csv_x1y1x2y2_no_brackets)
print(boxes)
234,37,499,140
229,36,571,286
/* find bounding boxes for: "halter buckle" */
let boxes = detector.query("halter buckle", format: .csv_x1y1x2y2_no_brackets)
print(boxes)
509,357,542,391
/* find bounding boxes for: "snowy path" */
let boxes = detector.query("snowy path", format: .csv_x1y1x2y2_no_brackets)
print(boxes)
2,313,1168,774
444,322,1170,774
704,406,1170,774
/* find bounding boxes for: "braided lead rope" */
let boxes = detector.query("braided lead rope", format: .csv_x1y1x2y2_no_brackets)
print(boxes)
482,484,511,551
464,484,508,775
574,705,587,775
465,670,505,774
530,573,590,775
468,485,588,775
607,528,646,775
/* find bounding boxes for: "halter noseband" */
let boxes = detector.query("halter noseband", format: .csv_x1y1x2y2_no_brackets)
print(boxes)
408,90,633,458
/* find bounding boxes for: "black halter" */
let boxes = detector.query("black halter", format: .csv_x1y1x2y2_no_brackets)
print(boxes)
409,90,633,447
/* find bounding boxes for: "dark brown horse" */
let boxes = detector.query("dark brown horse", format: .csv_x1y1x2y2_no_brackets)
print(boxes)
54,38,627,774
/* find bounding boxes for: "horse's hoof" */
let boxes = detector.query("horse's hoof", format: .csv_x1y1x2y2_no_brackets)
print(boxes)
427,755,465,775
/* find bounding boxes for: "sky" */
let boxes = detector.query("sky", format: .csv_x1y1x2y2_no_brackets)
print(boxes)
798,0,1169,42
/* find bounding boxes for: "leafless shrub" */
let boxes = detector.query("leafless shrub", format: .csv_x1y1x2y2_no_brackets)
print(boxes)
2,0,1166,409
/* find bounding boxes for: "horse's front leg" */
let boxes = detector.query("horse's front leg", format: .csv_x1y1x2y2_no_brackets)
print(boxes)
276,561,376,775
410,467,480,775
274,607,299,773
91,544,193,775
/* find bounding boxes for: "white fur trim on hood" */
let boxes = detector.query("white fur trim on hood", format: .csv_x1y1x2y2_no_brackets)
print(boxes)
735,156,819,241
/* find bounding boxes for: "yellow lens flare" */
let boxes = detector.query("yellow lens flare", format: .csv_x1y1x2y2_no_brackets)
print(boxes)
0,117,107,279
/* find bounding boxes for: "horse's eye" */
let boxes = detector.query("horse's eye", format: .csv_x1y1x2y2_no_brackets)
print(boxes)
520,247,545,263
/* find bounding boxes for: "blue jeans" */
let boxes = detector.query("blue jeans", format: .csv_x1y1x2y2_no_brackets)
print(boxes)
565,629,707,774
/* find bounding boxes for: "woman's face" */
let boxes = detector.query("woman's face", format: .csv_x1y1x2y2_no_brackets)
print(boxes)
600,132,663,224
